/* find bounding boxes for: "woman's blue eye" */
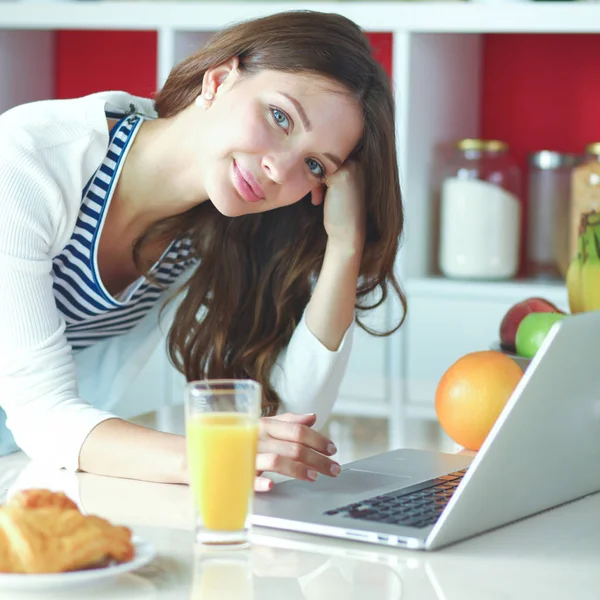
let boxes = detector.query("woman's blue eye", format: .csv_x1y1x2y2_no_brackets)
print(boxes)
271,108,290,130
306,158,325,179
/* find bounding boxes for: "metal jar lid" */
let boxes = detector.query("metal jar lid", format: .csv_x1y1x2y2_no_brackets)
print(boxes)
585,142,600,156
528,150,579,170
456,138,508,153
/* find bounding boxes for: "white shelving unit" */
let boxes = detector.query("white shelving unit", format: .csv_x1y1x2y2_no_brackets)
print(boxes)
0,2,592,448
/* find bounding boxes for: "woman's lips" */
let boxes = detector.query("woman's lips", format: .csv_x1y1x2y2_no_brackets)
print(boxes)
232,160,265,203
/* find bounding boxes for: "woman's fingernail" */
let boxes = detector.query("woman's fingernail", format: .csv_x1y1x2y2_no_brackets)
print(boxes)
307,470,318,481
327,443,337,455
258,479,273,491
330,463,341,476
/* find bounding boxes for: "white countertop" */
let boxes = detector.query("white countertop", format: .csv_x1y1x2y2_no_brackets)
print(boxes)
1,450,598,599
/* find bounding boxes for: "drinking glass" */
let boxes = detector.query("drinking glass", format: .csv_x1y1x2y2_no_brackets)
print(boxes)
185,379,261,548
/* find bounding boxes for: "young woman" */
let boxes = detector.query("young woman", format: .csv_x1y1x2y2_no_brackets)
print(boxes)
0,10,405,490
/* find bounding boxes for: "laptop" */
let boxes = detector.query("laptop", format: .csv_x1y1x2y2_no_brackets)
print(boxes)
253,310,600,550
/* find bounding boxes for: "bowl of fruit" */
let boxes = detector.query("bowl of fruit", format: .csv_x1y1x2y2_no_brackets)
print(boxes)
494,297,568,371
490,210,600,371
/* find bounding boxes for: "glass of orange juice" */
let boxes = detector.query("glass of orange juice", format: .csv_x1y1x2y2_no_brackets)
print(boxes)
185,379,261,549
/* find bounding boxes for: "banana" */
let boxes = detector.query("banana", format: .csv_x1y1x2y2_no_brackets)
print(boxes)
566,236,584,313
566,212,591,314
579,223,600,312
586,210,600,228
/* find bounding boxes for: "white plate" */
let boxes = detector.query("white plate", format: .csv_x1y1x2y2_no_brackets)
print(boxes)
0,537,156,591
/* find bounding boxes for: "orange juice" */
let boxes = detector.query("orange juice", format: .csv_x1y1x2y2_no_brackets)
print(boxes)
186,413,258,531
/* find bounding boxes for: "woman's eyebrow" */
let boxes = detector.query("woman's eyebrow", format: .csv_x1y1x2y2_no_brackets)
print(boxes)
278,91,312,131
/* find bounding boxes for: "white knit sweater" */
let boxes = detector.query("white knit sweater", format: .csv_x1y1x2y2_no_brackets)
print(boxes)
0,91,354,472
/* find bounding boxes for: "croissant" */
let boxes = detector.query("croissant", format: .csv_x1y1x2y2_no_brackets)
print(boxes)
8,489,79,512
0,489,134,574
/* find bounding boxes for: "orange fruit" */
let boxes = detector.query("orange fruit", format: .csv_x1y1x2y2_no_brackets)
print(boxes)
435,350,523,451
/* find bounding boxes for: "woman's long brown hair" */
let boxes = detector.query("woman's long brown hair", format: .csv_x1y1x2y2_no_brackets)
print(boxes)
137,10,406,416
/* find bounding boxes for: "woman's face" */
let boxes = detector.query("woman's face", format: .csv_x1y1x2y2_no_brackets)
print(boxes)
195,64,364,217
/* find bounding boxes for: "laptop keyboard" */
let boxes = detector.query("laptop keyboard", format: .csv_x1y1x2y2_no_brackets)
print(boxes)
324,469,467,529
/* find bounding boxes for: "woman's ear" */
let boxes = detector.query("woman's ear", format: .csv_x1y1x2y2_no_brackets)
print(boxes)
201,56,240,100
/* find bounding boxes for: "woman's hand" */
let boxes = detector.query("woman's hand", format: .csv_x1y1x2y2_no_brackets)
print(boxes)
311,161,366,252
254,413,341,492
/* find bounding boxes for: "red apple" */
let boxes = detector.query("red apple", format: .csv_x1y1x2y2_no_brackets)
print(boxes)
499,297,564,352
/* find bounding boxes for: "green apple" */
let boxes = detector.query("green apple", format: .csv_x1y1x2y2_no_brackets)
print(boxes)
515,312,567,358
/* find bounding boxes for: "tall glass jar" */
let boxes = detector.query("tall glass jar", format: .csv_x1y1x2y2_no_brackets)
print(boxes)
569,143,600,263
527,151,579,279
437,139,522,280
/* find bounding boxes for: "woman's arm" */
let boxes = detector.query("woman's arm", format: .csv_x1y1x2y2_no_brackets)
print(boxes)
272,162,365,422
269,236,361,426
0,136,119,473
305,241,362,352
306,161,366,351
78,419,187,483
253,164,366,490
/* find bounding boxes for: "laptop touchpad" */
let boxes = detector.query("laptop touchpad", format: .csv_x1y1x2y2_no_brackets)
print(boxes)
311,469,409,495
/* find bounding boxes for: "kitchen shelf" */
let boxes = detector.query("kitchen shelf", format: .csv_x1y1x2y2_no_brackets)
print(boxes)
405,276,569,305
2,2,600,33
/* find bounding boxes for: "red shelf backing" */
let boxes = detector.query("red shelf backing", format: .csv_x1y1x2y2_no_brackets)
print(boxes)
481,33,600,173
55,31,392,100
55,30,158,100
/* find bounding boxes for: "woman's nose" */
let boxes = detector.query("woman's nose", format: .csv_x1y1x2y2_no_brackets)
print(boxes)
261,153,297,184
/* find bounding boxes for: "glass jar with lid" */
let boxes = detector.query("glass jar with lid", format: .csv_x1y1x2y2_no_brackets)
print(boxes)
527,151,579,279
437,138,522,280
569,143,600,262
